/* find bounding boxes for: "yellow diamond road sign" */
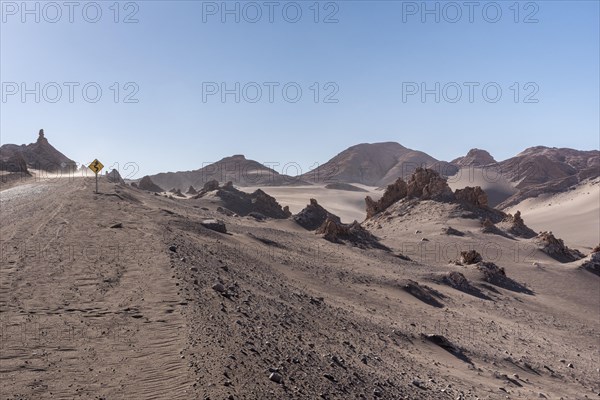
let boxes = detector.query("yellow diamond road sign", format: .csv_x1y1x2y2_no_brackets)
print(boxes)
88,159,104,174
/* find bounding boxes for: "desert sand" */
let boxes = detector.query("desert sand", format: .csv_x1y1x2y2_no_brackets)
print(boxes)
1,172,598,399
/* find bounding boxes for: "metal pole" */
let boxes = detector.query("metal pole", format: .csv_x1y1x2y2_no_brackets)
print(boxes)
95,173,98,193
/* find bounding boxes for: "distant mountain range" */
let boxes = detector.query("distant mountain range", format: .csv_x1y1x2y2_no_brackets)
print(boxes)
146,141,598,209
2,131,598,210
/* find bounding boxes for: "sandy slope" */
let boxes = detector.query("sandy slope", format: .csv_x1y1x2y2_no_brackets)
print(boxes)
448,167,517,208
506,179,600,250
242,184,380,223
1,176,599,399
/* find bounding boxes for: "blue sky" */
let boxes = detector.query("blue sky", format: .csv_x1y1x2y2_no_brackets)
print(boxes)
1,0,599,177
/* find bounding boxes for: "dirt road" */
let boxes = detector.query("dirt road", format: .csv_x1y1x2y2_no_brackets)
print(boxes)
1,177,192,399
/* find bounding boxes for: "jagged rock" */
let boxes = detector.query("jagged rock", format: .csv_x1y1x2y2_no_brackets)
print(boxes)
442,271,489,299
579,246,600,275
481,218,507,236
186,185,197,195
201,219,227,233
316,218,388,250
0,128,76,172
458,250,482,265
171,189,185,197
535,231,584,262
454,186,488,207
106,169,124,184
294,198,341,230
130,182,138,188
502,211,536,238
365,177,408,218
477,262,505,281
402,280,444,308
204,179,220,191
138,176,164,192
248,212,266,221
477,261,534,294
200,183,290,219
442,226,464,236
406,167,455,201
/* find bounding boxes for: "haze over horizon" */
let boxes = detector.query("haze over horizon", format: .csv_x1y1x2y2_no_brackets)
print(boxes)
2,1,599,177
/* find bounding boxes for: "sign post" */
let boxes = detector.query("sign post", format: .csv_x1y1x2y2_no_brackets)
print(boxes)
88,159,104,193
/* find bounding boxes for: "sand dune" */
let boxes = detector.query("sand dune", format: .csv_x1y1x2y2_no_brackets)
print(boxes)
506,179,600,250
242,184,379,223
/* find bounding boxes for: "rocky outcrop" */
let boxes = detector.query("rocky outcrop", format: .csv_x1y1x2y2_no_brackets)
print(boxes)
406,168,455,201
192,179,221,198
316,218,388,250
186,185,198,195
294,199,341,231
106,169,124,184
0,129,76,172
365,168,456,219
138,176,164,192
203,183,291,219
580,245,600,275
535,231,585,262
200,219,227,233
365,178,408,218
458,250,482,265
454,186,488,207
502,211,536,238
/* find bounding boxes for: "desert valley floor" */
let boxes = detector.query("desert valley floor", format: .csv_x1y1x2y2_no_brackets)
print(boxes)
0,173,598,399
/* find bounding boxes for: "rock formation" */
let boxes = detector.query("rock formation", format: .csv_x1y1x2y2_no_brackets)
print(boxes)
406,168,455,201
0,129,76,172
186,185,198,195
293,199,341,231
316,218,388,250
535,231,585,262
580,245,600,275
196,181,291,219
454,186,488,207
458,250,482,265
365,177,408,218
106,169,124,184
502,211,536,238
138,176,164,192
365,169,493,219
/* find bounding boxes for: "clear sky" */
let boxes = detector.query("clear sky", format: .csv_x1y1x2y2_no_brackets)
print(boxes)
1,0,599,178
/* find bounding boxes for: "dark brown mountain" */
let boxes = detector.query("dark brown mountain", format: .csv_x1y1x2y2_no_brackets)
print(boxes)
0,129,76,172
148,155,308,190
451,148,496,167
450,146,599,208
299,142,458,187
